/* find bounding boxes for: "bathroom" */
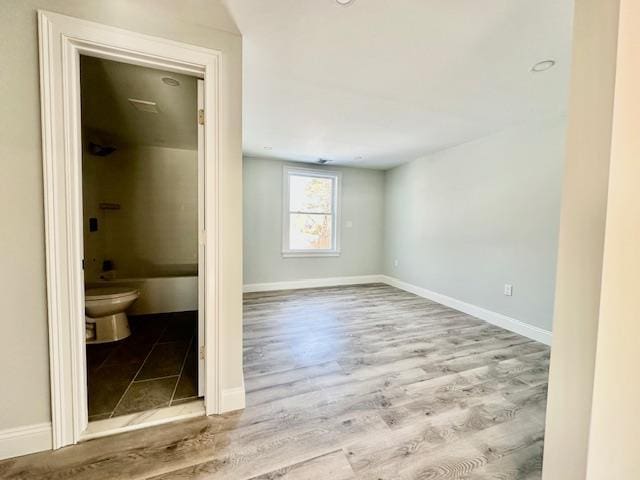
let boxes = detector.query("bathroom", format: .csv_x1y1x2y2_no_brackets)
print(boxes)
80,55,203,423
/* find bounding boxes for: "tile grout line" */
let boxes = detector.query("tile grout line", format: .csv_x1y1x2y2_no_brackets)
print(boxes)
107,323,169,419
90,322,134,374
170,332,195,406
94,345,115,372
133,374,180,384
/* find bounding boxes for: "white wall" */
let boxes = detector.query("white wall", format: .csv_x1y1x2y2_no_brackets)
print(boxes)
541,0,620,478
83,146,198,280
243,157,384,285
383,118,566,332
0,0,242,435
585,1,640,475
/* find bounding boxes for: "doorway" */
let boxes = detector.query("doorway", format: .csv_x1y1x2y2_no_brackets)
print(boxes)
79,56,206,427
38,10,223,448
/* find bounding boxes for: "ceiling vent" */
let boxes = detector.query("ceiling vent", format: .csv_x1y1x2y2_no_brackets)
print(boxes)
128,98,159,113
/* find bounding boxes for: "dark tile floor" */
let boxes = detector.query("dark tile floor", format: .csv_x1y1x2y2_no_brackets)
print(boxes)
86,311,199,421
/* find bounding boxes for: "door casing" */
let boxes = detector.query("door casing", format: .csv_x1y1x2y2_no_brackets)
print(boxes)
38,10,223,448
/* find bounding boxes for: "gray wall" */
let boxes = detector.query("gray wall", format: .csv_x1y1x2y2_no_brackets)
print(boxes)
243,157,384,284
383,118,566,332
0,0,241,432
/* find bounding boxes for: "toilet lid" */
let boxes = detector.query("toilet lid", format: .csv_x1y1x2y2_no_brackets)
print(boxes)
85,286,139,300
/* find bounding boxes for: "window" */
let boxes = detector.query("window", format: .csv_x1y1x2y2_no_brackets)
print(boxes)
283,166,341,257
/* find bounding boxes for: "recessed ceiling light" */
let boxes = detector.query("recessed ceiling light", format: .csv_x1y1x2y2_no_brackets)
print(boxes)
336,0,355,5
531,60,556,73
161,77,180,87
264,146,273,150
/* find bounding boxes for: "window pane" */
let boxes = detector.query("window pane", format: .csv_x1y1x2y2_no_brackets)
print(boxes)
289,213,333,250
289,175,332,213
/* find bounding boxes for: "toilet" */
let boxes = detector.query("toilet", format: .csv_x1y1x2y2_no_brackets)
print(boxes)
85,286,140,343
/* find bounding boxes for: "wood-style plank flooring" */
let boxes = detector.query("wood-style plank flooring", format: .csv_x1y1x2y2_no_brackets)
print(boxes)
0,284,550,479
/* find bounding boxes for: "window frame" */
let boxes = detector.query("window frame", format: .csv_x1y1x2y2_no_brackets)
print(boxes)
282,165,342,257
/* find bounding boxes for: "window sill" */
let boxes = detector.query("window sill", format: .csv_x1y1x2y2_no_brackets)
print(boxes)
282,251,341,258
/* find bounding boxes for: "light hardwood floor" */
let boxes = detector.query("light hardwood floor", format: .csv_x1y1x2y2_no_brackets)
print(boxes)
0,284,550,479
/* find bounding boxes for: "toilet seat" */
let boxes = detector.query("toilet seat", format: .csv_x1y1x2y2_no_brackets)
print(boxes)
85,286,139,301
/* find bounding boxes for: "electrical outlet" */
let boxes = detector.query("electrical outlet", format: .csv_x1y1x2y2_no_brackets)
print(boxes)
504,284,513,296
393,259,399,268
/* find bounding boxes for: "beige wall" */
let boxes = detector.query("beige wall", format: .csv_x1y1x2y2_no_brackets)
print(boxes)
243,157,384,284
541,0,620,478
83,146,198,280
0,0,242,431
585,0,640,477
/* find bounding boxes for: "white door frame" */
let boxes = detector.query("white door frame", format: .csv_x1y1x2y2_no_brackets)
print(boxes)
38,10,222,449
197,79,206,396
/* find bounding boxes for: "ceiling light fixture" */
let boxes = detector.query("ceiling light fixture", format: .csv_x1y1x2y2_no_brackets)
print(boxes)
161,77,180,87
531,60,556,73
128,98,159,113
336,0,355,6
264,146,273,150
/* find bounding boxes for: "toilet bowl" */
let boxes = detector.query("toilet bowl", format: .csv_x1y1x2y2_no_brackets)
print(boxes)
85,286,139,343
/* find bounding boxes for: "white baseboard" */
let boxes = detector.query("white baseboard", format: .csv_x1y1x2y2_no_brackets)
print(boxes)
381,275,552,345
0,422,52,460
243,275,384,293
221,382,246,412
243,273,551,345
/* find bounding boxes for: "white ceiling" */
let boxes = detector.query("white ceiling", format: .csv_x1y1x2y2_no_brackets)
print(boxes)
224,0,574,169
80,56,198,150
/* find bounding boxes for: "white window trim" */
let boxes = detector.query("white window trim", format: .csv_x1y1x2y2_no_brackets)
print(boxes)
282,165,342,257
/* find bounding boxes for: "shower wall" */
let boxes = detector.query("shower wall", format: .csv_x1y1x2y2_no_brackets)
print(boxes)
82,145,198,281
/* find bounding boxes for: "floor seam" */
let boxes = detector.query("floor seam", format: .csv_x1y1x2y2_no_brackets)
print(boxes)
133,374,181,384
108,323,169,419
170,333,195,405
